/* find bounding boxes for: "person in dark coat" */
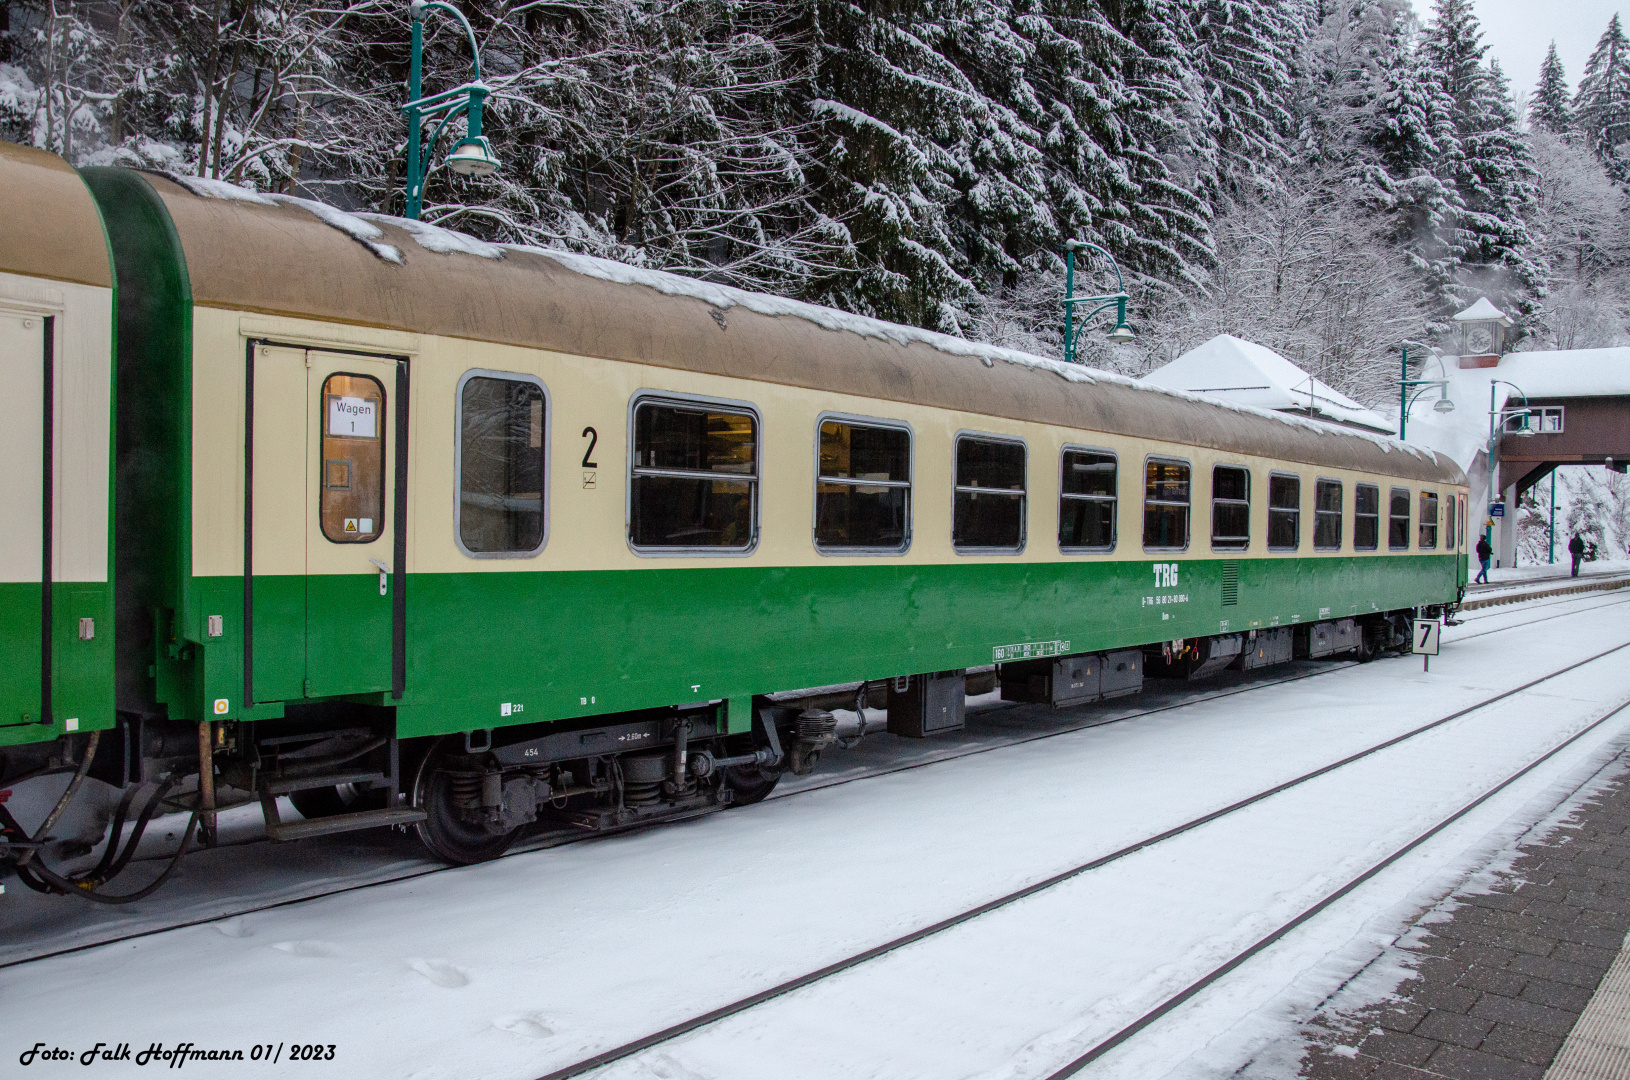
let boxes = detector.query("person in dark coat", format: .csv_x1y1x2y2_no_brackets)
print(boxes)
1570,532,1586,577
1475,534,1492,583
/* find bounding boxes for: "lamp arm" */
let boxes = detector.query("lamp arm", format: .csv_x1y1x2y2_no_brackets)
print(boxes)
413,1,483,81
420,100,471,177
1066,239,1125,295
1066,299,1127,353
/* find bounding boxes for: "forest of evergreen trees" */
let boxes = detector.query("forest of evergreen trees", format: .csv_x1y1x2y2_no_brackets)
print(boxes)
3,0,1628,406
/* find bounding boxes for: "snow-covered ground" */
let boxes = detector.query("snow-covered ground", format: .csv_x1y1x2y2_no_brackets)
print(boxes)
5,593,1630,1079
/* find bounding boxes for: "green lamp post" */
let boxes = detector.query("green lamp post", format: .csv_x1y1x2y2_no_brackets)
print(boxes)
1485,378,1533,557
1395,341,1454,441
1062,239,1134,365
403,0,500,221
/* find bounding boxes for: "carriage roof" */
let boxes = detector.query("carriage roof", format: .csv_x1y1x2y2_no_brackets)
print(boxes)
0,142,114,289
133,169,1461,486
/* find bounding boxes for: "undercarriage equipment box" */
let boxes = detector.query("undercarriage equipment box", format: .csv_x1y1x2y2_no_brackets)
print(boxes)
888,670,967,737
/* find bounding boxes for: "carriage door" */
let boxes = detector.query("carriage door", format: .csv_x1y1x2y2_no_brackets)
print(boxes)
0,312,47,726
249,344,405,704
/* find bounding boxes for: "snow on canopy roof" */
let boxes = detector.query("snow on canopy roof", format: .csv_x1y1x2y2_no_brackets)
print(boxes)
1138,334,1396,434
142,171,1460,478
1383,346,1630,475
1453,297,1512,324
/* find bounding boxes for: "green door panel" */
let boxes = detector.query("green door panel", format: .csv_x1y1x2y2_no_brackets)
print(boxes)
305,571,393,697
250,574,305,702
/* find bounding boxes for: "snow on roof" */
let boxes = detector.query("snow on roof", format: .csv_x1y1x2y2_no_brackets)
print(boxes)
157,173,1448,464
1137,334,1396,434
1453,297,1512,324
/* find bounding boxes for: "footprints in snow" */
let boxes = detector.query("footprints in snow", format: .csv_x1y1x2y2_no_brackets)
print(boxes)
494,1013,555,1038
408,957,470,988
273,940,341,958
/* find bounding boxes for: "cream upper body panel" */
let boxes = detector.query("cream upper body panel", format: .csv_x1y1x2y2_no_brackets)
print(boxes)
0,270,113,584
190,308,1466,578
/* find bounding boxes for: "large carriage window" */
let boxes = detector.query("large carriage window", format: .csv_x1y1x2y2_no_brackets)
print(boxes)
1268,473,1301,551
1314,480,1343,550
631,398,758,551
816,418,910,552
320,373,385,543
1059,448,1117,551
1355,483,1380,550
1389,487,1412,550
953,435,1026,551
1143,458,1190,550
457,373,546,555
1210,465,1249,551
1419,492,1439,549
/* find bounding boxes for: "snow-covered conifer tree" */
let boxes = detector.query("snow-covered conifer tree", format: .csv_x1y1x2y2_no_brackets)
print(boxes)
1576,14,1630,177
1530,42,1574,136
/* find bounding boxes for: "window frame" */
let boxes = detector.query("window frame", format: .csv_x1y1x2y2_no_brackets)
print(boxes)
1267,470,1302,553
318,370,388,546
812,411,914,556
1389,485,1412,551
1354,482,1380,552
1208,462,1251,553
1419,490,1440,550
453,368,550,560
1313,477,1343,552
952,430,1028,555
1058,444,1118,554
626,389,762,558
1141,454,1192,554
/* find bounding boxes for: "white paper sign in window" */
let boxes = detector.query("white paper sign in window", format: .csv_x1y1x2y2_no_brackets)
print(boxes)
328,395,378,438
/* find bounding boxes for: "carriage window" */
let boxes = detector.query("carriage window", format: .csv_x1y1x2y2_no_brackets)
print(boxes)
1210,465,1249,551
1390,487,1412,550
1143,458,1190,550
953,435,1025,551
1355,483,1380,550
816,418,910,552
1314,479,1343,550
1268,473,1301,551
1059,448,1117,551
319,373,385,544
1447,495,1457,549
457,373,546,556
630,398,758,551
1419,492,1439,549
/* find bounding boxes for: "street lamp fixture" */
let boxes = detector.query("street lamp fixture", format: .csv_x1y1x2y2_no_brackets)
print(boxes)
1062,239,1134,364
403,0,499,220
1396,340,1454,440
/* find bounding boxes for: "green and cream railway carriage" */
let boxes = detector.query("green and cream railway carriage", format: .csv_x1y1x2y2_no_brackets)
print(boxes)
0,144,115,755
1,146,1467,874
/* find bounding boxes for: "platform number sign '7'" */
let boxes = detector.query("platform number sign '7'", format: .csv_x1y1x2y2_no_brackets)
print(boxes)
1413,619,1440,656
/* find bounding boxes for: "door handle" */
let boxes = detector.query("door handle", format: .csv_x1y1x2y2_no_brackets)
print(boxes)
368,558,390,596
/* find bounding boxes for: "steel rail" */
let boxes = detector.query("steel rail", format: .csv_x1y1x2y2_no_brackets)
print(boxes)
1042,700,1630,1078
525,637,1630,1080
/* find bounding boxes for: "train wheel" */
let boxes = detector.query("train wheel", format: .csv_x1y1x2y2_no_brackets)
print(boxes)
409,738,518,865
289,784,386,820
724,762,782,806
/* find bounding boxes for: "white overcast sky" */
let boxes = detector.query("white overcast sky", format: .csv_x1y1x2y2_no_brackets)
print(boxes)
1406,0,1624,99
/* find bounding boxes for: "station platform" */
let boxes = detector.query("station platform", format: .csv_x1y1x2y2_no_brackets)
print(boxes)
1286,749,1630,1080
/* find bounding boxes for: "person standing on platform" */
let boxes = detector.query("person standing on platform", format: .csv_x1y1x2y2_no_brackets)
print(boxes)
1570,532,1586,577
1475,534,1492,584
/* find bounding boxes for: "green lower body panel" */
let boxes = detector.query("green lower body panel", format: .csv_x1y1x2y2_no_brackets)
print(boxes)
186,554,1458,737
0,580,116,748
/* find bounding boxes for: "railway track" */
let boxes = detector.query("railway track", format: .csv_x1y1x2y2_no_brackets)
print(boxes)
3,592,1624,973
527,637,1630,1080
